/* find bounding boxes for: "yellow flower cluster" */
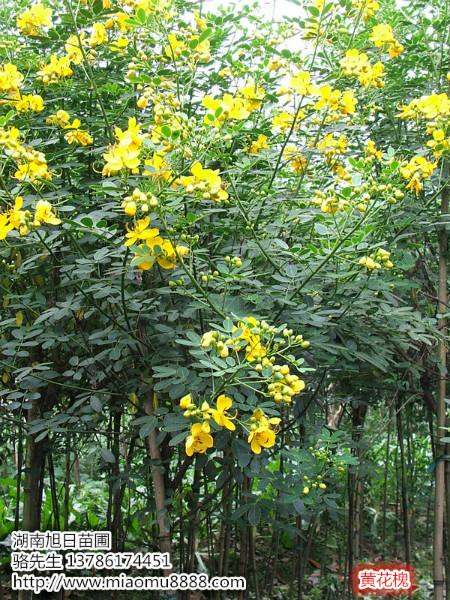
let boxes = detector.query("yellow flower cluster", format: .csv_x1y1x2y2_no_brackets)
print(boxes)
179,392,281,456
34,11,124,87
284,146,307,173
268,364,305,404
180,393,236,456
0,63,45,114
0,197,60,240
400,156,436,193
202,85,265,127
125,216,188,271
122,188,158,217
370,24,403,58
246,134,269,155
248,409,280,454
200,317,269,361
312,190,348,214
46,110,93,146
365,139,383,160
0,126,52,183
317,133,348,160
16,3,52,37
426,128,450,157
398,93,450,121
289,71,312,95
14,94,44,113
177,162,229,202
37,55,73,85
165,32,211,63
103,118,145,176
359,248,393,270
272,111,300,134
0,63,24,97
311,85,357,117
340,49,385,88
351,0,379,20
144,153,172,180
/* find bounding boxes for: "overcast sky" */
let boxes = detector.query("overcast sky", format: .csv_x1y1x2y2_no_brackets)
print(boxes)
202,0,298,19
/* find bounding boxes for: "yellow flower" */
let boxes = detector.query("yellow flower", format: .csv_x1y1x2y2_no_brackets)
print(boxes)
247,409,280,454
352,0,379,20
358,62,385,88
427,128,450,156
0,126,22,153
17,3,52,36
370,24,403,57
246,134,269,154
400,155,436,193
289,71,311,95
103,118,144,176
102,145,140,174
317,133,348,160
190,35,211,62
65,34,84,65
179,394,193,410
34,200,61,226
202,94,250,126
37,55,73,84
239,83,266,111
185,423,214,456
89,23,108,47
144,153,172,180
124,216,157,246
235,318,267,362
65,129,93,146
0,63,24,95
365,139,383,160
165,33,187,59
8,196,29,235
272,111,300,134
0,214,13,240
388,41,404,58
14,151,52,183
211,395,236,431
177,162,229,202
142,235,187,270
370,24,395,46
46,110,72,128
106,12,132,33
340,90,357,115
110,36,129,53
284,146,307,173
14,94,44,113
193,10,207,31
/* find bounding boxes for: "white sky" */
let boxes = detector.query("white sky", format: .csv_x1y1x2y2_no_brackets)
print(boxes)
202,0,297,19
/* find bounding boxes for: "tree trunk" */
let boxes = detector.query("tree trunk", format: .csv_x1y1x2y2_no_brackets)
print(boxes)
433,168,448,600
144,392,173,569
19,399,47,600
396,397,411,565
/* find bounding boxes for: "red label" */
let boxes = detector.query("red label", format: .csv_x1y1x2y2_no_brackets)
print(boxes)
352,563,416,596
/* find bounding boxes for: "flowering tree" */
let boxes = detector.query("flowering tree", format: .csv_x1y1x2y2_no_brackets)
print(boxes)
0,0,449,597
